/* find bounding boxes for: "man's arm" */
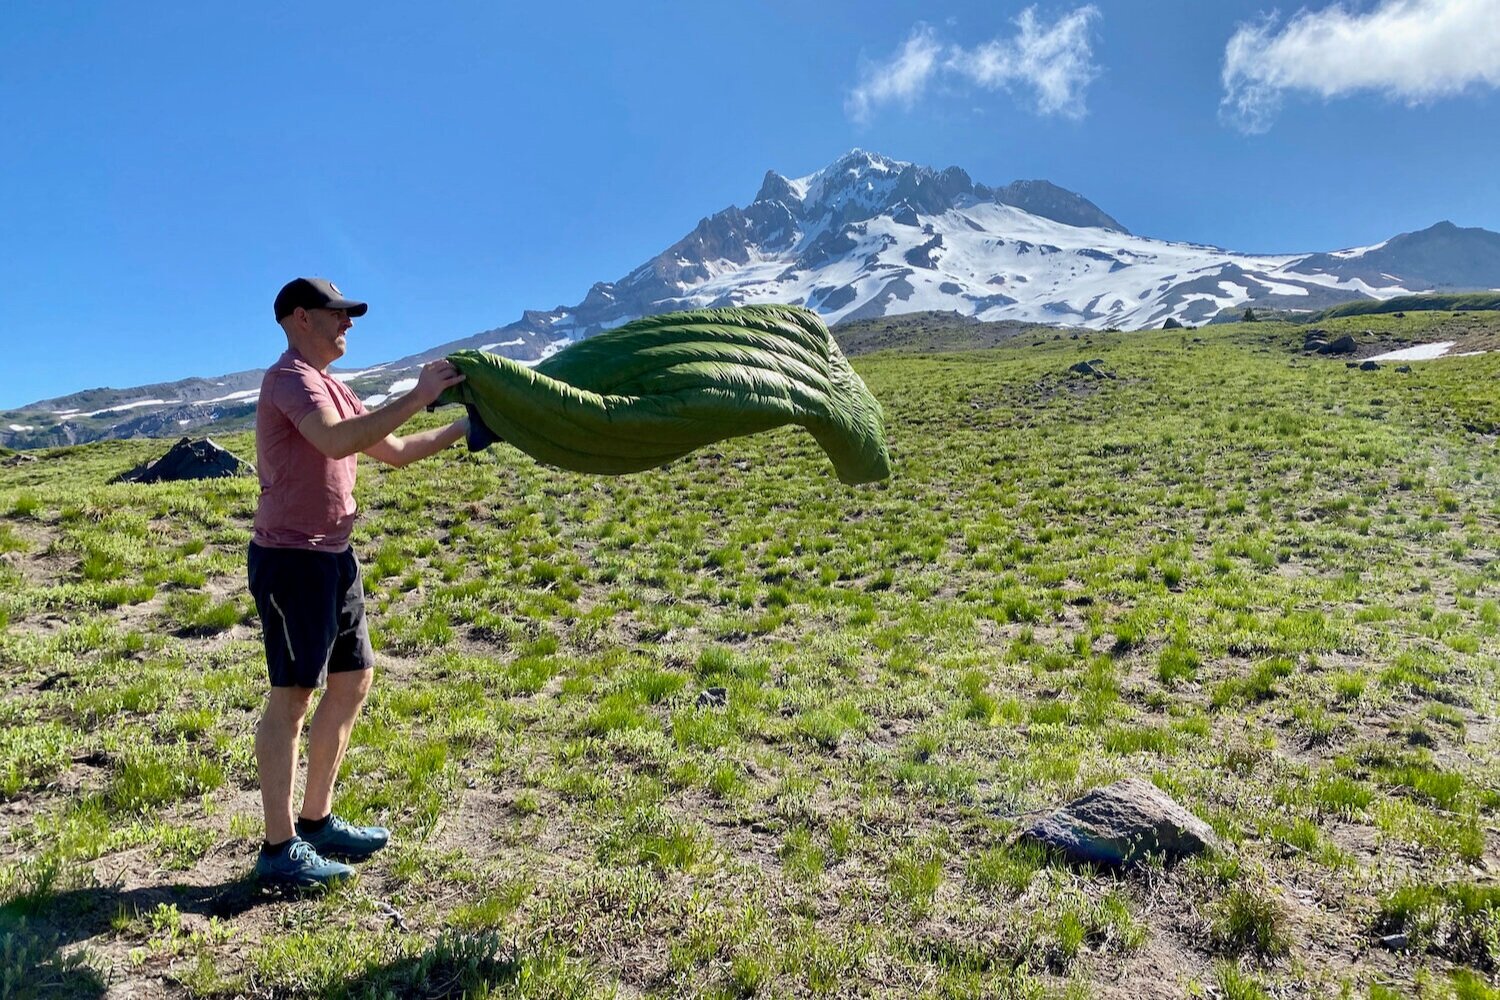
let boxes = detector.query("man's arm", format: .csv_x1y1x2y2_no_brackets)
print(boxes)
295,359,464,460
364,416,469,468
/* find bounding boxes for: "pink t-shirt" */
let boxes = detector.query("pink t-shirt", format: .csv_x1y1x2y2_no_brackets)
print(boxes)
252,348,366,552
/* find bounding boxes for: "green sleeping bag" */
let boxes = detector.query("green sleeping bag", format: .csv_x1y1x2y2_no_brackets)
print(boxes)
438,304,890,485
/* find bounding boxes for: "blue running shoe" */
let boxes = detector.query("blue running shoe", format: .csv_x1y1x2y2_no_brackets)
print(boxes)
254,838,352,890
296,814,390,860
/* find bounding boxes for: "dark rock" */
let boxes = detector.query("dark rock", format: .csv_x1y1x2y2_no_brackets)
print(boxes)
1347,362,1360,368
110,437,253,484
1162,317,1183,330
1323,335,1357,355
1359,360,1381,371
1016,778,1219,866
36,671,72,691
1068,361,1112,379
1379,933,1409,950
696,687,728,708
1396,365,1413,373
1303,340,1329,353
904,234,945,269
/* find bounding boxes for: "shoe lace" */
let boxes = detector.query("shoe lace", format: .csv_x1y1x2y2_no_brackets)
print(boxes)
287,840,322,864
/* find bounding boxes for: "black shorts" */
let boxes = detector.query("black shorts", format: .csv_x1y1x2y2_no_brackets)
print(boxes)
247,543,375,688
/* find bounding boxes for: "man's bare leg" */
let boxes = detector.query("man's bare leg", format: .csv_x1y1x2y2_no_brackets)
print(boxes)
300,668,373,822
256,687,315,844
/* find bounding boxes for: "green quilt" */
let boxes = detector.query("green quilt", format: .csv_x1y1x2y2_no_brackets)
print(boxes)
439,305,890,485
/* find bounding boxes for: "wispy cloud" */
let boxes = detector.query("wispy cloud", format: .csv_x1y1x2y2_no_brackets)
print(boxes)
845,25,944,123
1221,0,1500,133
846,6,1101,124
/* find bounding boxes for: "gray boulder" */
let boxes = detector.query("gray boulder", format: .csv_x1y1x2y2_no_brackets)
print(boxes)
1321,334,1357,355
1016,778,1219,866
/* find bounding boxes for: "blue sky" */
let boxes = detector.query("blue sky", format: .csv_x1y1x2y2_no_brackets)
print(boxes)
3,0,1498,408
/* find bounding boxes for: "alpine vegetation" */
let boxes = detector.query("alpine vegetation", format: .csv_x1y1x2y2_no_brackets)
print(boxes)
2,309,1498,997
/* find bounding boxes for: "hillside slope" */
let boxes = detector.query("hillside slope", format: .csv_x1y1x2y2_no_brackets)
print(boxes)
2,312,1498,997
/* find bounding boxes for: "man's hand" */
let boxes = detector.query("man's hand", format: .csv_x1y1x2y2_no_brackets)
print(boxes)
413,359,465,406
297,358,466,461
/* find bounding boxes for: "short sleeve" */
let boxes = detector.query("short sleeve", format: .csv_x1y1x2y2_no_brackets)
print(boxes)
266,365,336,427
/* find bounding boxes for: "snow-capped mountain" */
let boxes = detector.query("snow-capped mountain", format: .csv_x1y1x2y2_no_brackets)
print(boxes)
5,149,1499,449
420,149,1495,344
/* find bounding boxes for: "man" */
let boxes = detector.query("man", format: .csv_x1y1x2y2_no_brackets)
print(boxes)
248,276,466,890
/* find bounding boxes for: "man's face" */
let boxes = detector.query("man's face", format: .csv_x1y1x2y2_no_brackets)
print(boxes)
303,307,352,359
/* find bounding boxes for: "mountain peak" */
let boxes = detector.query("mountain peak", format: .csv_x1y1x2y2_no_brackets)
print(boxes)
754,151,1125,234
753,170,803,207
10,150,1495,450
1290,218,1500,289
830,148,906,174
992,179,1127,233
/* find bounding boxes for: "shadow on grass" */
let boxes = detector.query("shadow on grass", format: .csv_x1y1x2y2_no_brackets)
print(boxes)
0,876,267,999
2,881,579,1000
339,930,567,1000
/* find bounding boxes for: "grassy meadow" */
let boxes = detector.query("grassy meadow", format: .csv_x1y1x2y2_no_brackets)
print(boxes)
1,311,1498,998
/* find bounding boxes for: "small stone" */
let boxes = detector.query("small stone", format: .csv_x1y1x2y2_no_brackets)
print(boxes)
1396,365,1412,373
1359,360,1381,371
1016,778,1219,866
375,900,411,932
696,687,728,708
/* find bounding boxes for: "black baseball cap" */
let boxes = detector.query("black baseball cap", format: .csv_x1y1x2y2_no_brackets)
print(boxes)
273,277,369,322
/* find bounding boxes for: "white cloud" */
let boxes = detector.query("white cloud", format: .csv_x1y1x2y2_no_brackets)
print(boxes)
950,6,1101,118
845,25,944,124
846,6,1101,124
1222,0,1500,133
